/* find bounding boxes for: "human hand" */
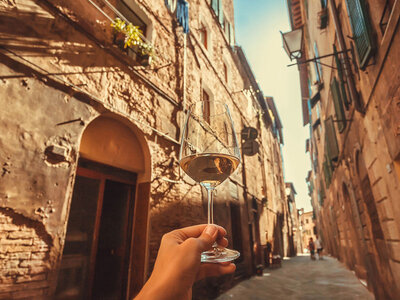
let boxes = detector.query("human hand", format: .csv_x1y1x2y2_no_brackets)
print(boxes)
135,224,236,300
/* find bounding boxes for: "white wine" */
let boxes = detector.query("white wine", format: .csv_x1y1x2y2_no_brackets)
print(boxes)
180,153,240,187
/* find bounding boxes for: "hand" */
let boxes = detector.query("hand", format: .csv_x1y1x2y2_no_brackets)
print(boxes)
135,224,236,300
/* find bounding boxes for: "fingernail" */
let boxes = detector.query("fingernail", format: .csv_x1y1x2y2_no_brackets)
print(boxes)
204,225,217,237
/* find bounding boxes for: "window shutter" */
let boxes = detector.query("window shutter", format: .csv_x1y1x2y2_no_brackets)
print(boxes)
211,0,218,15
218,0,224,25
324,116,339,163
345,0,375,69
323,153,333,188
229,23,234,46
313,42,323,82
330,77,346,132
333,45,350,109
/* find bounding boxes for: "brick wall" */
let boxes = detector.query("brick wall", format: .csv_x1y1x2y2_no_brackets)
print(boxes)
0,209,52,299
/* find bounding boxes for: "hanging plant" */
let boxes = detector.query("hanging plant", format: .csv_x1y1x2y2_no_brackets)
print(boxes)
111,17,157,63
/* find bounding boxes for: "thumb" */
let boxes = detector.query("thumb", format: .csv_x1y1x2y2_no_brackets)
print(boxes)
196,225,218,252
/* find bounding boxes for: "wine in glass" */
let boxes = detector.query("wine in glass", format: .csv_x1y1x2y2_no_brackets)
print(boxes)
179,100,241,263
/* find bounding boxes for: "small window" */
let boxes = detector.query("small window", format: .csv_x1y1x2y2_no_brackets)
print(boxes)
115,1,152,64
199,24,208,50
223,62,228,83
306,219,309,224
313,42,323,83
203,90,210,123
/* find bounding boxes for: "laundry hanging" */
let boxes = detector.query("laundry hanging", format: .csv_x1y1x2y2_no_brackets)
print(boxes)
176,0,189,34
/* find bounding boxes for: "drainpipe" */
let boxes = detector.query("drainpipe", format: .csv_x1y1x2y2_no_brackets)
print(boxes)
328,0,363,113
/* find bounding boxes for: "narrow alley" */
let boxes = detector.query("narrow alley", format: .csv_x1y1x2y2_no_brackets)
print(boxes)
217,255,374,300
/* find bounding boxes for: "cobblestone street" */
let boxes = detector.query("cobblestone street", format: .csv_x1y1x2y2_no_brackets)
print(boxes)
217,255,374,300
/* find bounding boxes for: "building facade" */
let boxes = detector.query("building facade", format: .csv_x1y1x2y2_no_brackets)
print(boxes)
286,0,400,298
285,182,302,255
0,0,288,299
299,209,316,253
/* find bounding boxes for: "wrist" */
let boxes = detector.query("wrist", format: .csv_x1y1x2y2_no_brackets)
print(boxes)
135,275,188,300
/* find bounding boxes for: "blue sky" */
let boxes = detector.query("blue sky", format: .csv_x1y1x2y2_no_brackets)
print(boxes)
234,0,312,211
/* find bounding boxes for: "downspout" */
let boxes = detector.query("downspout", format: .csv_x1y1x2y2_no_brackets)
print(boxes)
328,0,363,113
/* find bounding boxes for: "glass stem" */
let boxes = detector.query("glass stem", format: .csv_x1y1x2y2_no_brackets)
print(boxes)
207,188,214,225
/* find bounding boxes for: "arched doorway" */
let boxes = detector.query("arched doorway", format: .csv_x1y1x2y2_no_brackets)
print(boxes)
56,116,151,300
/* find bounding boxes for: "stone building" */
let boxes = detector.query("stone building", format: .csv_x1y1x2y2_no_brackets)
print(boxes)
0,0,288,299
299,210,316,253
285,0,400,298
285,182,301,255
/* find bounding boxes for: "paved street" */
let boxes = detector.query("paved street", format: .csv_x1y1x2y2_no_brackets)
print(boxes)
217,255,374,300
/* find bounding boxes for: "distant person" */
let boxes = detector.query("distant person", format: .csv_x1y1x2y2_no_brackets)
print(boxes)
308,237,316,260
315,235,323,260
264,240,272,267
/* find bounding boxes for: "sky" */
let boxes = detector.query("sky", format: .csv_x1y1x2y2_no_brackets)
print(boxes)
234,0,313,212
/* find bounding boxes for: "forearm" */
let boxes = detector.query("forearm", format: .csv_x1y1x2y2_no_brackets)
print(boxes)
134,275,190,300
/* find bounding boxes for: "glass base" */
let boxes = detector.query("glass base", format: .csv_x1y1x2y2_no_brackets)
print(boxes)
201,247,240,263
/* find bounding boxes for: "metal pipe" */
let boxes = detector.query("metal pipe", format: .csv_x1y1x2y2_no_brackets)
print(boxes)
328,0,363,113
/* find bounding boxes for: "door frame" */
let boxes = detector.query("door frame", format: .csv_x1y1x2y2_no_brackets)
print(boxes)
74,158,137,299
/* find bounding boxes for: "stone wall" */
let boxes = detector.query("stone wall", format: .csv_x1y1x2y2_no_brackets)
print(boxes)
0,0,288,298
297,0,400,298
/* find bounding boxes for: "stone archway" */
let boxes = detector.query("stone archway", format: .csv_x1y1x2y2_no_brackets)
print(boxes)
56,115,151,299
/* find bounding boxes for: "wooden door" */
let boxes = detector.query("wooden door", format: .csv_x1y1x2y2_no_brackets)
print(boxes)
56,160,137,300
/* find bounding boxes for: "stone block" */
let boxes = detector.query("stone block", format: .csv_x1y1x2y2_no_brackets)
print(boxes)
382,220,400,240
19,260,45,268
9,252,31,260
0,224,18,231
1,238,33,246
29,266,47,275
387,240,400,261
31,252,46,260
15,273,46,283
2,260,19,269
8,231,35,240
377,199,395,220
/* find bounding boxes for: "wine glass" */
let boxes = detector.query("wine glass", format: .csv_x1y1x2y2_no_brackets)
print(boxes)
179,100,241,263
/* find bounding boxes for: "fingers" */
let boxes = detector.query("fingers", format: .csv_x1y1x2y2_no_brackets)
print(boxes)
174,224,226,240
197,263,236,281
216,237,228,248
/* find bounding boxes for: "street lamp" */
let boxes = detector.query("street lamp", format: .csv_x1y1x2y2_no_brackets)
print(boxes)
280,28,303,61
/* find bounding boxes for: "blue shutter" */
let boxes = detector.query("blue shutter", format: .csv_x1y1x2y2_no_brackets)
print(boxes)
345,0,375,69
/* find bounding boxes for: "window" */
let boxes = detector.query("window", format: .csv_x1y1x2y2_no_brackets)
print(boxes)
223,17,235,46
115,0,152,64
203,90,210,123
306,219,309,224
345,0,375,69
313,42,323,83
199,24,208,49
324,116,340,163
211,0,224,25
330,77,347,132
223,62,228,83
